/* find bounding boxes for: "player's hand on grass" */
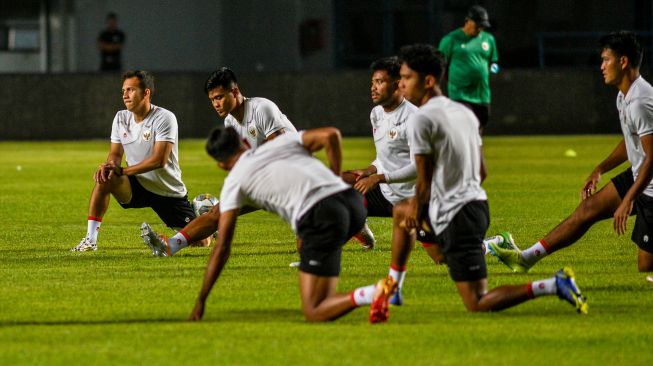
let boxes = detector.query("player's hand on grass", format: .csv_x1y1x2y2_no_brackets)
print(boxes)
581,170,601,200
189,301,205,321
613,199,633,235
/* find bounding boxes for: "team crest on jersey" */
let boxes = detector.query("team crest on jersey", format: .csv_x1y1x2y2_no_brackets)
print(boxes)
248,126,257,137
142,129,152,141
388,128,398,140
482,41,489,51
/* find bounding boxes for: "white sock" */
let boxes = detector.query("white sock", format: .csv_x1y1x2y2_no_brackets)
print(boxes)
168,231,189,255
530,277,556,297
482,235,502,255
522,241,549,265
351,284,377,306
388,267,406,289
86,216,102,243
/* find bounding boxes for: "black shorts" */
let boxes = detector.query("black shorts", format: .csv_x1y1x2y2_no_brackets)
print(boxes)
119,175,196,228
611,169,653,254
432,200,489,282
297,188,366,277
456,101,490,128
365,186,393,217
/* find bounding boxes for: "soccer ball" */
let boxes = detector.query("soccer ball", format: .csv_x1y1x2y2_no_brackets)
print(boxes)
192,193,219,216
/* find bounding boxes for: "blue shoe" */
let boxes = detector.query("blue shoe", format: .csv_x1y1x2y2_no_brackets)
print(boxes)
389,288,403,306
555,267,588,314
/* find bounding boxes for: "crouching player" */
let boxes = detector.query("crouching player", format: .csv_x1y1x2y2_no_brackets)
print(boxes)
185,126,396,322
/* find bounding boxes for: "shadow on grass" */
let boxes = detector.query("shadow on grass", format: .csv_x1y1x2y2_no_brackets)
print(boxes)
0,309,302,327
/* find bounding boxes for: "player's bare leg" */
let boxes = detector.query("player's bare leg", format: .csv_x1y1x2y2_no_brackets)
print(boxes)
299,272,355,322
89,174,132,217
456,279,531,312
542,182,621,253
638,249,653,272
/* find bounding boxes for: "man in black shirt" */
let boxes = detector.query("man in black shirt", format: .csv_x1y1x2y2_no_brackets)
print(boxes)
98,13,125,72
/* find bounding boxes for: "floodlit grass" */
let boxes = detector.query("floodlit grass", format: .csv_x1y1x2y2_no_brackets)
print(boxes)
1,135,652,365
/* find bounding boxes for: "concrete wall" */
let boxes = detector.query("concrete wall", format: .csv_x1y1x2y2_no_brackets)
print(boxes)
0,68,624,141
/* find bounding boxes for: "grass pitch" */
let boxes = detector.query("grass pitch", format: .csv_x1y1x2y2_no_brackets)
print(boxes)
1,135,652,365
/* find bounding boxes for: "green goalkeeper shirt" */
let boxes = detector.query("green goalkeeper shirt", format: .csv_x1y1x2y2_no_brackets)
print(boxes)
438,29,498,105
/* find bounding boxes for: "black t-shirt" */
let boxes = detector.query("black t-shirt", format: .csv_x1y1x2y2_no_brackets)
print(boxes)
98,29,125,70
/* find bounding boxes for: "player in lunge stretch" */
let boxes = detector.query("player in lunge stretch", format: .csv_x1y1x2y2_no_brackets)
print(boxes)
489,31,653,275
369,44,588,318
71,70,208,252
187,127,396,323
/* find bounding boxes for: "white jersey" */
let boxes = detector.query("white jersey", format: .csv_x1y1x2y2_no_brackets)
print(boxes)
110,104,187,198
224,97,297,148
617,76,653,197
370,99,419,204
219,131,350,232
408,96,487,235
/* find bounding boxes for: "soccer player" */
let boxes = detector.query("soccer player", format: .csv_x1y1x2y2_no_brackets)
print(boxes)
205,67,296,148
438,5,498,134
71,70,206,252
488,31,653,274
370,44,587,317
187,126,396,322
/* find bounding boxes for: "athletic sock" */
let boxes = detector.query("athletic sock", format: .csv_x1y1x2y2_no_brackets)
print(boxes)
528,277,556,298
350,284,377,306
168,230,190,255
86,216,102,243
388,264,406,289
522,240,550,265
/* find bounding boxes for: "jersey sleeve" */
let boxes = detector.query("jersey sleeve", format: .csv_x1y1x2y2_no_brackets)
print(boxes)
154,110,177,143
110,112,122,143
631,98,653,137
257,100,287,138
219,174,247,213
438,34,453,61
489,34,499,63
408,114,434,155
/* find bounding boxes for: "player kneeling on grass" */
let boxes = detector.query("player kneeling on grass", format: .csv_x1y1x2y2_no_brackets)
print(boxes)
391,44,588,314
186,126,396,322
71,70,209,253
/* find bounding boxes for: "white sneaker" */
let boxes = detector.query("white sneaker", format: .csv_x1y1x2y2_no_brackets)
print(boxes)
70,237,97,252
140,222,170,257
353,221,376,250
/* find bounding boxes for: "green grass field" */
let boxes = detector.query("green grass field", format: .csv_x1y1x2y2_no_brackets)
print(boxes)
1,135,652,365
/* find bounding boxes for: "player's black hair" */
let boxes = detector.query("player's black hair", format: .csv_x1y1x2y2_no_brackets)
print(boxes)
204,67,238,95
398,44,446,81
122,70,155,95
370,56,401,79
205,127,242,163
599,31,643,68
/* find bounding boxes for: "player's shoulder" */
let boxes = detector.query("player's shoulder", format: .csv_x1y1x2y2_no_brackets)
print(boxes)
150,105,177,124
248,97,279,111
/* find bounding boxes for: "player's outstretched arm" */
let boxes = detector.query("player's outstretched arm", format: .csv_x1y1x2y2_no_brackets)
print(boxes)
189,208,240,321
581,139,628,200
614,135,653,235
301,127,342,176
404,154,433,229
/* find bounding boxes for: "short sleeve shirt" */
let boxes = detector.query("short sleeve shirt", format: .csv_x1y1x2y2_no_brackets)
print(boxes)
110,105,187,197
408,96,487,234
617,76,653,197
224,97,297,148
219,132,350,232
438,29,498,105
370,99,418,204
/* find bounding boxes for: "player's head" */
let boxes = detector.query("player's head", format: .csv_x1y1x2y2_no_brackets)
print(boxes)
463,5,490,37
370,56,402,107
205,127,246,170
398,44,446,106
205,67,241,118
121,70,154,111
106,12,118,28
599,31,643,85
